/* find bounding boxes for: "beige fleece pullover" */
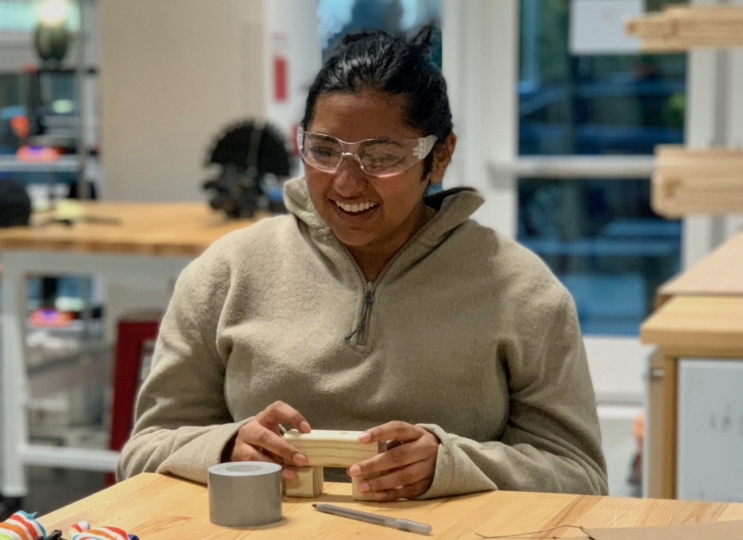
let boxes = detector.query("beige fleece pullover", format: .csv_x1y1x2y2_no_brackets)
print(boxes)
118,177,608,497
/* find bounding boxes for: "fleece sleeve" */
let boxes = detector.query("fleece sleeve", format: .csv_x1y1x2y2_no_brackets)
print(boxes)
417,292,608,498
116,254,246,485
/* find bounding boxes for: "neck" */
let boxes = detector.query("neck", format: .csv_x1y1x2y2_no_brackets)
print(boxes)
347,204,435,283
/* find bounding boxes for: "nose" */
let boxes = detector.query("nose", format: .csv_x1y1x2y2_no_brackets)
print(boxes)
332,154,367,197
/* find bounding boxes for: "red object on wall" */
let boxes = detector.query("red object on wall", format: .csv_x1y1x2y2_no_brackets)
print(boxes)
274,56,288,103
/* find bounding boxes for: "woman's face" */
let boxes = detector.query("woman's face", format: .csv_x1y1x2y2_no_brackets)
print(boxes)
305,90,448,261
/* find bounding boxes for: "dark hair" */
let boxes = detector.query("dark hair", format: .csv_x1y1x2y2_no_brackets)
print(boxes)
301,26,452,176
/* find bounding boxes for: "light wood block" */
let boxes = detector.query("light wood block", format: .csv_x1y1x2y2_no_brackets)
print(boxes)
626,7,743,51
283,429,378,468
651,146,743,218
351,475,378,501
284,466,323,498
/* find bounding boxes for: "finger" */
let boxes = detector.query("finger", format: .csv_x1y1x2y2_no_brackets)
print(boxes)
358,421,423,444
232,442,298,480
350,433,437,478
374,478,433,502
257,401,311,433
250,426,309,466
232,443,276,463
356,459,433,494
282,466,299,481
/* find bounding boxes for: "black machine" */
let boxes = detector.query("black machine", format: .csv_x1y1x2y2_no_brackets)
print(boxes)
202,120,292,218
0,180,32,228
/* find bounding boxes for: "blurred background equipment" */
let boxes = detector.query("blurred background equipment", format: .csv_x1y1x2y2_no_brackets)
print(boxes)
34,0,71,64
0,178,32,227
202,119,291,218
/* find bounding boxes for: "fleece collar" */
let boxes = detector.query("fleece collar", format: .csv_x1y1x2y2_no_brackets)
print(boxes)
283,177,484,249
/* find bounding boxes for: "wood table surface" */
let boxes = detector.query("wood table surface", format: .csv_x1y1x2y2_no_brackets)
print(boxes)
38,473,743,539
641,295,743,357
0,202,262,257
657,230,743,304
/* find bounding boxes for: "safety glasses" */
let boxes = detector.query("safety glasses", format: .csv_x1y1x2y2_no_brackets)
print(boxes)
297,128,437,178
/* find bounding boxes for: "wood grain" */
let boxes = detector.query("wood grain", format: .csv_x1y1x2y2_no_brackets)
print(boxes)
627,7,743,51
37,473,743,540
657,231,743,303
641,296,743,357
651,146,743,218
283,430,378,468
662,355,678,500
284,467,323,498
0,202,262,256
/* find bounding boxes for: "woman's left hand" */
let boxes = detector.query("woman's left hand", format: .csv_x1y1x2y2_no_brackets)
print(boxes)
348,421,440,501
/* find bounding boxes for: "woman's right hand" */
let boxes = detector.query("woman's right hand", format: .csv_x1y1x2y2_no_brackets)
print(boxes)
230,400,311,480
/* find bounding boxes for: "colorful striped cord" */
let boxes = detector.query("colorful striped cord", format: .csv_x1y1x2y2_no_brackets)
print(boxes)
68,521,131,540
0,511,46,540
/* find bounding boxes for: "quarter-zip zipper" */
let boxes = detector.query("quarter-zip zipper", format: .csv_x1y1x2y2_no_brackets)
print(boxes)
333,207,437,348
344,282,374,345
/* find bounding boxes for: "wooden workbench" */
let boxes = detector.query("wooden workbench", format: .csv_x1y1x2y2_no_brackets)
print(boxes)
641,230,743,499
0,202,262,502
38,473,743,539
0,202,262,256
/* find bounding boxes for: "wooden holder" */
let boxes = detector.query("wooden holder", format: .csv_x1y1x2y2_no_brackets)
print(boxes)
281,430,379,500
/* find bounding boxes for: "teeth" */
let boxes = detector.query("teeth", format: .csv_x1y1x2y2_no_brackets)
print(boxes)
335,201,378,213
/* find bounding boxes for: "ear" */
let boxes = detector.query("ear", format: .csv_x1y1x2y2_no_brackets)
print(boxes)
428,133,457,186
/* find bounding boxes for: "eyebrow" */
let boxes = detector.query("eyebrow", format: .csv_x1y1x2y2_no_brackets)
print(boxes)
360,138,403,147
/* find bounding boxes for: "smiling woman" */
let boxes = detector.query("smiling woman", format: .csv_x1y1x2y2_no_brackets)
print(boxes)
118,27,609,501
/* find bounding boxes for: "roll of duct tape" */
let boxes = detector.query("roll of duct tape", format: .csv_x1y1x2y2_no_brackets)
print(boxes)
208,462,283,528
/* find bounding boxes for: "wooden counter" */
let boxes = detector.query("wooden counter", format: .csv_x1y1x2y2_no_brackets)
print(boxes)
38,473,743,539
0,202,262,256
657,230,743,305
641,230,743,499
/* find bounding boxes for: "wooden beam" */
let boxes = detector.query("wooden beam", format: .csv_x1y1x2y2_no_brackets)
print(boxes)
284,466,323,498
283,430,380,499
626,7,743,51
652,146,743,218
283,429,378,468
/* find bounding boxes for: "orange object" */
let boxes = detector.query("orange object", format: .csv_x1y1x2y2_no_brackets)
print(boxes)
29,308,75,327
9,116,29,140
17,145,61,162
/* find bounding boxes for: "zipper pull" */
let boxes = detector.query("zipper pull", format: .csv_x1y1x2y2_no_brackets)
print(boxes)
344,283,375,343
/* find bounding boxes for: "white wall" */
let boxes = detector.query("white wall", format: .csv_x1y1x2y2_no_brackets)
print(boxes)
99,0,266,201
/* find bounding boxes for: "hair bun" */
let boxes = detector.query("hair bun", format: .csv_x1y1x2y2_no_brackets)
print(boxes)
410,24,434,56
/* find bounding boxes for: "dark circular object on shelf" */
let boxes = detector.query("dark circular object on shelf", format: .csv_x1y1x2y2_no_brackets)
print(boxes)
202,120,291,218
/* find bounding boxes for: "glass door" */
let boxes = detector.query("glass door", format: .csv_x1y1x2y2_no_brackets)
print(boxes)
442,0,691,405
517,0,686,338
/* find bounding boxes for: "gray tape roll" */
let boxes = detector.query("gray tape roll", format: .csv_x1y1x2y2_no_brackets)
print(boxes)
208,462,283,528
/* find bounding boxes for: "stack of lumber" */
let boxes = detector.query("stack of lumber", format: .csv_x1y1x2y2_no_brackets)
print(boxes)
652,145,743,217
626,7,743,51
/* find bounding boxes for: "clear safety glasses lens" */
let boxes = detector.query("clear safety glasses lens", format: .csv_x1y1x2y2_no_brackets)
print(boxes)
298,129,437,178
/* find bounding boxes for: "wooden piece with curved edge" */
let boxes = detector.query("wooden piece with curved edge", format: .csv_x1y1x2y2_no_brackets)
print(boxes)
284,466,323,498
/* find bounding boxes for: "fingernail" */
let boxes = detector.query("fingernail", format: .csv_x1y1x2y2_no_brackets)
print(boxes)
300,421,311,433
348,465,361,477
294,453,307,465
281,469,297,480
358,482,370,493
358,432,372,443
375,492,388,501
